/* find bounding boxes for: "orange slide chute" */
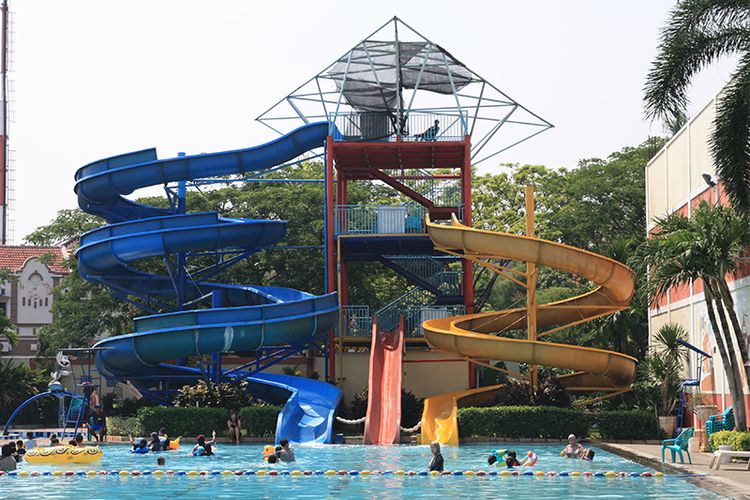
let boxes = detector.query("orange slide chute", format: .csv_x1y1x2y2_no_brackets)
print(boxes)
364,318,404,444
419,215,638,446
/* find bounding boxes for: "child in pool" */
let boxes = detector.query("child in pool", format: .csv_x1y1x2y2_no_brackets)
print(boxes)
128,433,149,453
581,448,595,461
505,450,521,468
191,431,216,456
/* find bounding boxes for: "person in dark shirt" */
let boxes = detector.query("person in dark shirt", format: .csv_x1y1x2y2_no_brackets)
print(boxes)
148,432,162,452
0,444,16,472
89,405,107,442
428,442,444,472
505,450,521,468
416,119,440,141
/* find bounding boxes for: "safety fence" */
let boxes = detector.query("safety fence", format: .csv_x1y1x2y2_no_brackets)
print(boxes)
330,112,467,142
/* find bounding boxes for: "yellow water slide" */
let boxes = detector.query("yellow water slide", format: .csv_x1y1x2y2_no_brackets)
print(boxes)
419,216,638,446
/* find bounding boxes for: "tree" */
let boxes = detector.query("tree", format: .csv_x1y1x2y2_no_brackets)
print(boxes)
634,201,750,430
24,208,103,246
647,323,689,416
0,360,50,424
644,0,750,212
36,258,135,357
472,139,665,361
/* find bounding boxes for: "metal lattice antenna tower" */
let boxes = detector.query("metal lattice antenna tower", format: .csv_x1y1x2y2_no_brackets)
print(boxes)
257,16,553,164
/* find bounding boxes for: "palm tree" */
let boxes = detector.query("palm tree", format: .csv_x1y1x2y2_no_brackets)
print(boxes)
644,0,750,211
650,324,689,417
633,201,750,430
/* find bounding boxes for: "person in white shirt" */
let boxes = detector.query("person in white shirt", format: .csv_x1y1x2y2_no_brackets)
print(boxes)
24,432,37,450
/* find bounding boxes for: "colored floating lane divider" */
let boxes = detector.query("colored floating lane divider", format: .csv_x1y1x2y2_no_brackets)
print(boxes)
0,469,667,478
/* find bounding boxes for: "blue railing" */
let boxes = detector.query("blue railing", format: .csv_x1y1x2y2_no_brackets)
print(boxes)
341,302,465,338
330,112,467,142
335,204,427,235
341,305,371,337
404,305,466,337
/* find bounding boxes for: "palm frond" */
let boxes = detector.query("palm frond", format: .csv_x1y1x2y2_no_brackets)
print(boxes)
712,52,750,211
644,0,750,123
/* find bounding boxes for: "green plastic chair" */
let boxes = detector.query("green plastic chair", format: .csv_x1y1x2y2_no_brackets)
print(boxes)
661,427,694,464
706,406,734,450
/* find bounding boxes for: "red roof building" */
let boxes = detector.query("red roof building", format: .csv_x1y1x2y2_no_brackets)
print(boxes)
0,245,70,361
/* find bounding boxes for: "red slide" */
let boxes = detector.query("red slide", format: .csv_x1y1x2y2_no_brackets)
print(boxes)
363,317,404,445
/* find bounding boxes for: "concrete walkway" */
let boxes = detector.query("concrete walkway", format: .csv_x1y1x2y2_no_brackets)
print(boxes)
601,443,750,499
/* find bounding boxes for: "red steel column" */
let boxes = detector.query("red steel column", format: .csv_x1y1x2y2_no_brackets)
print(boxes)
326,138,336,381
462,136,476,388
337,175,348,307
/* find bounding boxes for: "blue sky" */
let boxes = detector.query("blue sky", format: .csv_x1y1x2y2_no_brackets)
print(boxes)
9,1,735,241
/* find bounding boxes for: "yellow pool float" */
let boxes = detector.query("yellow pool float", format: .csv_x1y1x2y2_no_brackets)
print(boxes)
25,446,103,465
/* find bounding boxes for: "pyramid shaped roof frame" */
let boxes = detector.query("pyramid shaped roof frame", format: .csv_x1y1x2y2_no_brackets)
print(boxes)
256,17,553,164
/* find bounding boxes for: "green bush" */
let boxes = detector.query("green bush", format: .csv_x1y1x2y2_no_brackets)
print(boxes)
710,430,750,451
736,432,750,451
106,415,144,436
457,406,592,439
137,406,227,437
240,406,280,438
596,410,657,440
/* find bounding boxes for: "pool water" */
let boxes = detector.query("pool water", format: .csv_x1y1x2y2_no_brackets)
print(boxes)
6,443,722,499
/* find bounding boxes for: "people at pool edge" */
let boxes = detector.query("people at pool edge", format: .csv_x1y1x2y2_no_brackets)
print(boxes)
192,431,216,456
89,405,107,442
428,442,444,472
227,411,241,444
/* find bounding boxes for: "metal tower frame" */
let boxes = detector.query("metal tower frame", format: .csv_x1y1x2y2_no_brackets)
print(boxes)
257,16,552,164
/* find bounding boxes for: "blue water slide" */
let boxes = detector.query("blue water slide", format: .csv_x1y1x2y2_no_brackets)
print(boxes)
75,122,342,443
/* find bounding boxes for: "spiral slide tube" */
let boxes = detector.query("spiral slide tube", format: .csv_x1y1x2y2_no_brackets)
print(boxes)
75,122,342,443
419,216,638,446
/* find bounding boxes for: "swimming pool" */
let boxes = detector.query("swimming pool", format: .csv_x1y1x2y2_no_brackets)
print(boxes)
3,443,723,499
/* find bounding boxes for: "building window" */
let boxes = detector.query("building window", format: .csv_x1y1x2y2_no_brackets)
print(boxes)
21,297,25,306
45,297,49,307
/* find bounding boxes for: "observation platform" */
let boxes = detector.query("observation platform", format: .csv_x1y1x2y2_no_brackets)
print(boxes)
332,140,467,174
